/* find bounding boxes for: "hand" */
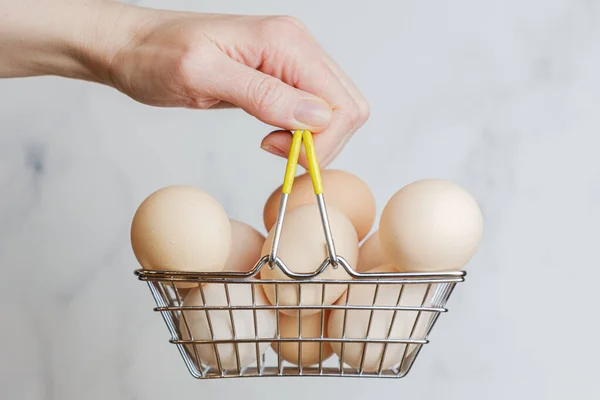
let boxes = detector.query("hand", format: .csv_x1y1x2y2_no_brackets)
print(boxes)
105,4,370,167
0,1,370,167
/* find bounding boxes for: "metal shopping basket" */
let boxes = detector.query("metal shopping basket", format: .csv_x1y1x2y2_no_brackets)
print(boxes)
134,130,466,379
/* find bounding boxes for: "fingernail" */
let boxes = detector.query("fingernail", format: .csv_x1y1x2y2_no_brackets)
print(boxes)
261,144,286,158
294,100,332,127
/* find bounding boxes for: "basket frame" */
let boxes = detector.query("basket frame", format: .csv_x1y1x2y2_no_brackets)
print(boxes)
133,130,468,379
135,255,465,379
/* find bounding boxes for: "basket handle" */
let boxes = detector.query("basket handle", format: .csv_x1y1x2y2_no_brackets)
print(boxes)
268,130,338,268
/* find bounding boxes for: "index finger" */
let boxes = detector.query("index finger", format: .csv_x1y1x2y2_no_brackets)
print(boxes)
257,25,360,166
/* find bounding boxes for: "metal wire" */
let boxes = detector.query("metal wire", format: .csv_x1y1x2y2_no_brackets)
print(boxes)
137,262,465,379
134,131,466,379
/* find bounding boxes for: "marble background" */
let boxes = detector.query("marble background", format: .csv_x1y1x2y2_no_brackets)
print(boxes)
1,0,599,399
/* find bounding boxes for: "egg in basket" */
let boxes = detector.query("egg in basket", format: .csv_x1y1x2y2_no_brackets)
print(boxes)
132,130,482,379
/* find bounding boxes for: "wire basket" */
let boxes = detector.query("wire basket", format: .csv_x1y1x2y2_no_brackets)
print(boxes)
134,130,467,379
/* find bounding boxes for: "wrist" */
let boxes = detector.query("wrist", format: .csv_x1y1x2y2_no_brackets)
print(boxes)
77,1,156,86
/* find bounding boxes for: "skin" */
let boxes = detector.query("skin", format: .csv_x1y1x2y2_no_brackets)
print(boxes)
0,0,370,167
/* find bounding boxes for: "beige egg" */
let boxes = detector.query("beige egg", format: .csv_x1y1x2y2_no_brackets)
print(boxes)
260,203,359,316
179,283,276,371
223,220,265,273
175,287,191,301
379,179,483,272
356,230,390,272
263,169,376,241
131,186,231,288
273,312,333,366
327,265,432,372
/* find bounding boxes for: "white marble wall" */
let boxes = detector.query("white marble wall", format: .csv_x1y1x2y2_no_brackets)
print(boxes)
1,0,599,398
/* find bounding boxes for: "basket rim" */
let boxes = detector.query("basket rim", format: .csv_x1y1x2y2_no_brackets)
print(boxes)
133,254,467,284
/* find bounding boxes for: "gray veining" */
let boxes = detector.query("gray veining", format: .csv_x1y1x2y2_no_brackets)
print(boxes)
1,0,600,399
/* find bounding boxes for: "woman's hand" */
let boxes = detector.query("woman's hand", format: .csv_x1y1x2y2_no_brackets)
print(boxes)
105,3,370,166
1,1,370,166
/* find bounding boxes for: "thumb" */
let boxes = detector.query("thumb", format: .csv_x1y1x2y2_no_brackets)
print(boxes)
205,54,333,133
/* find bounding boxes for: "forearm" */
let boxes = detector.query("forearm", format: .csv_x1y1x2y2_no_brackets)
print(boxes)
0,0,142,83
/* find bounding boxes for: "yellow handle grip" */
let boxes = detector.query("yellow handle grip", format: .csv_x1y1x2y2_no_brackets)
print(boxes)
282,130,303,194
281,130,323,195
302,130,323,195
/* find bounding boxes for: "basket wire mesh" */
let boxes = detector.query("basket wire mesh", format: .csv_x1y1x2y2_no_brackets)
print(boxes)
134,130,466,379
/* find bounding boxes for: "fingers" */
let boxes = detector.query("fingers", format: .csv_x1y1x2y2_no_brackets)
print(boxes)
260,61,365,168
254,17,370,167
261,107,356,169
260,130,307,166
260,125,350,171
198,52,333,133
259,54,356,166
320,50,370,121
318,55,370,167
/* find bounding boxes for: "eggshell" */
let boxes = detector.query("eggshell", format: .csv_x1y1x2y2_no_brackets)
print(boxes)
131,186,231,288
379,179,483,272
356,230,390,272
223,220,265,273
260,204,359,316
263,169,376,241
179,283,276,371
274,312,333,366
175,287,191,300
327,265,431,372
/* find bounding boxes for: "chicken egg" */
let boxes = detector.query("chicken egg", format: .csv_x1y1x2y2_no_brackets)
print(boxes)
223,219,265,273
131,185,231,288
327,265,432,372
274,311,333,366
356,230,390,272
379,179,483,272
179,283,276,371
260,203,358,316
263,169,376,241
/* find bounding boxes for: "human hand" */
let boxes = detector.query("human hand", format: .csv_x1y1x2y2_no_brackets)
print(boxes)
102,3,370,167
0,0,370,167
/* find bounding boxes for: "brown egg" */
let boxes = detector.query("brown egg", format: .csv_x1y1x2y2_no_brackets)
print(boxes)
356,230,390,272
223,220,265,273
273,312,333,366
379,179,483,272
175,287,191,300
131,185,231,288
260,203,359,316
327,264,432,372
263,169,376,241
179,283,276,370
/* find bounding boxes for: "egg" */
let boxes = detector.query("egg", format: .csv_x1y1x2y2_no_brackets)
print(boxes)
263,169,376,241
327,265,432,372
273,312,333,366
223,220,265,273
379,179,483,272
356,230,390,272
175,287,191,300
179,283,276,371
131,186,231,288
260,203,359,316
